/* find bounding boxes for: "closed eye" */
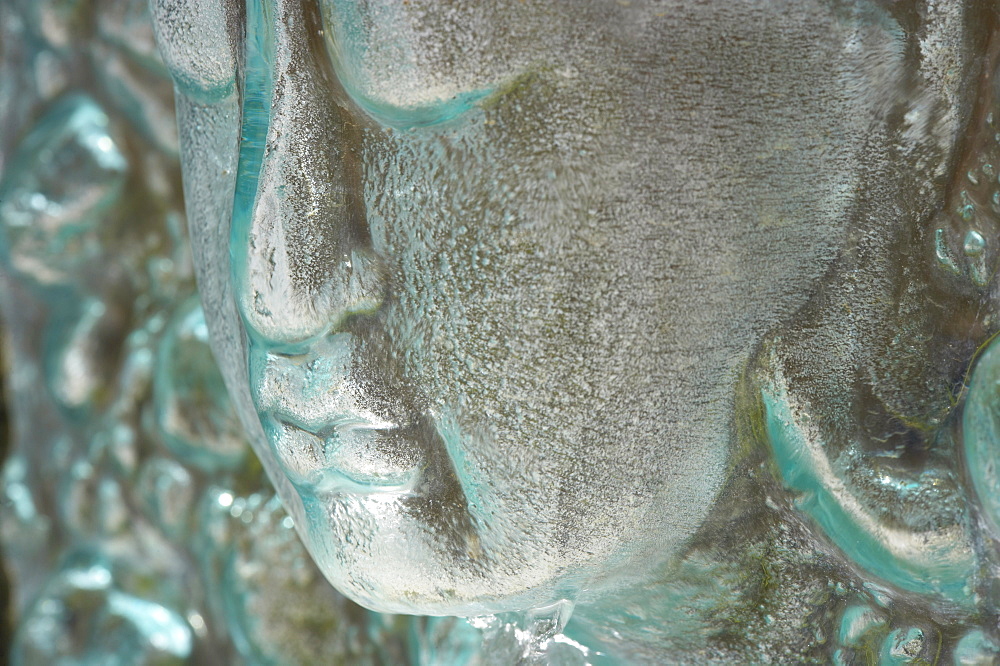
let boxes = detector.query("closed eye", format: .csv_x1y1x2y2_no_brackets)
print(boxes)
316,0,496,129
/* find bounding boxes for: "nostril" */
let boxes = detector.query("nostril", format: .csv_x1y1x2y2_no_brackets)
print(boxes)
236,238,387,348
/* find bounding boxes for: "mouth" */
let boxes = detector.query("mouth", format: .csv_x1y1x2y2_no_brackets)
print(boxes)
265,415,419,495
249,332,423,495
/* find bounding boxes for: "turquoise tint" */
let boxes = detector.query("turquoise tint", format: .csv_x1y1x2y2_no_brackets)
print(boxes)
153,296,246,471
332,77,491,130
953,629,1000,665
11,557,192,665
229,0,274,338
319,0,493,129
837,603,886,647
963,334,1000,538
879,627,927,665
0,94,126,286
763,381,975,607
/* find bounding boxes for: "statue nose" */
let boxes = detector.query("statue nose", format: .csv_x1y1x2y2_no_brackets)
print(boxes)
235,211,387,349
230,0,383,350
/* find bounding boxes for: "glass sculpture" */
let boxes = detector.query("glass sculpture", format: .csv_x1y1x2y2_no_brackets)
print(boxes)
2,0,1000,663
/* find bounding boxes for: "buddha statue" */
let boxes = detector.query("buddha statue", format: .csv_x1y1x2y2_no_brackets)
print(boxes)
151,0,1000,660
3,0,1000,661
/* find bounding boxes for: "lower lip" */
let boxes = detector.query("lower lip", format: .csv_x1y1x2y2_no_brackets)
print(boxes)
309,465,417,495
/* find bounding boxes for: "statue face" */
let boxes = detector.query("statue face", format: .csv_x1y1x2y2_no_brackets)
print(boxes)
200,0,969,615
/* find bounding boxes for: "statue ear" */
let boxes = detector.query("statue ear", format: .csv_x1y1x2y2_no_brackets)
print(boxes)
909,1,1000,161
742,10,1000,597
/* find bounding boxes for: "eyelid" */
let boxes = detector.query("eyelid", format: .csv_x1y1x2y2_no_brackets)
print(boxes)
325,40,494,129
317,3,494,129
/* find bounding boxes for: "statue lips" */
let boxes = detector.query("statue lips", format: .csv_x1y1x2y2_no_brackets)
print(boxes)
267,416,419,496
251,334,424,497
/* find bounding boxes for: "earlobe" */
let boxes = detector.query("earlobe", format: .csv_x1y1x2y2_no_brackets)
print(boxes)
759,343,977,608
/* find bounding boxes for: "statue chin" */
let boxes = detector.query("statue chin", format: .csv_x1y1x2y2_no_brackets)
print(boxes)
296,493,574,617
